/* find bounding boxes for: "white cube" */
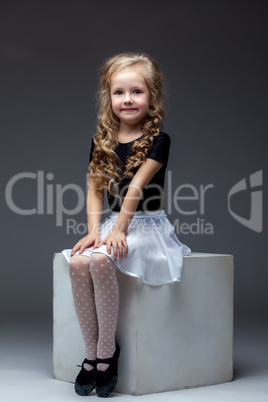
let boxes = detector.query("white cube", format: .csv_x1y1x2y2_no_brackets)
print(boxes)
53,252,234,395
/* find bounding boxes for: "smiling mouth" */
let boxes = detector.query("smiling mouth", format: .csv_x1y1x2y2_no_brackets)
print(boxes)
122,108,137,112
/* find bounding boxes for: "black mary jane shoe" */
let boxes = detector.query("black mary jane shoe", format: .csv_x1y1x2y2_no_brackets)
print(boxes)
95,344,120,398
74,358,97,396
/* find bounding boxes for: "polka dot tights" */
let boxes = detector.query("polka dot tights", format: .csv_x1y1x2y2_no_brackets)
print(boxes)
69,253,119,371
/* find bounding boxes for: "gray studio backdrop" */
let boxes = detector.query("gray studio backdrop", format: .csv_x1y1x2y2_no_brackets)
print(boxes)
1,1,267,322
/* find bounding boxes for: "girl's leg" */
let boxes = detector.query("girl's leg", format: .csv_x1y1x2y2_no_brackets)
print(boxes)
89,253,119,371
69,255,98,371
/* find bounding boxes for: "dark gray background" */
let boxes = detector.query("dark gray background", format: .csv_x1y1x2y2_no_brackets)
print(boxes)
1,0,267,324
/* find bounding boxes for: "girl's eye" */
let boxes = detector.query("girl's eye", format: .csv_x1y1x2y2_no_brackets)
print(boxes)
113,89,141,95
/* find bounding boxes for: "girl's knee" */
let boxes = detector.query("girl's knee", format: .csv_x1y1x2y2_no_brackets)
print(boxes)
89,253,116,276
69,255,90,277
90,252,108,265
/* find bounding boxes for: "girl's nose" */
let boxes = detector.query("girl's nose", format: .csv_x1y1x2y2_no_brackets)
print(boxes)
123,93,133,103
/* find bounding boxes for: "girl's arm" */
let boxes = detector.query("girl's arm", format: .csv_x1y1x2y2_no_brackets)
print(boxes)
86,178,104,234
97,158,163,259
70,178,104,256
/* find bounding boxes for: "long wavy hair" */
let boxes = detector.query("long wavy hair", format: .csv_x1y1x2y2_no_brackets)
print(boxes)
88,52,165,201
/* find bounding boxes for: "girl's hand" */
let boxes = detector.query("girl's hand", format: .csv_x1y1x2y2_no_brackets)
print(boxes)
97,229,128,260
70,232,101,257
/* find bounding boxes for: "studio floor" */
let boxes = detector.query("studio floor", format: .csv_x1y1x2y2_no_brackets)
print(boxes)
1,315,267,402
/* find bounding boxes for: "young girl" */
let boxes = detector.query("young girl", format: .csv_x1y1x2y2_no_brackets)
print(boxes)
62,52,191,397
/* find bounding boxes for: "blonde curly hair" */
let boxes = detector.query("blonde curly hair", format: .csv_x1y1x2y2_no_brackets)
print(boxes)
88,52,165,202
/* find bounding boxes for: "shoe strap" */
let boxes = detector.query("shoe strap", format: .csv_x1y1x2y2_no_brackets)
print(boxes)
83,358,96,367
96,356,114,365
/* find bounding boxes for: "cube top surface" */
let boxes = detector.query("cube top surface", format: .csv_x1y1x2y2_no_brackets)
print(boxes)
54,252,233,258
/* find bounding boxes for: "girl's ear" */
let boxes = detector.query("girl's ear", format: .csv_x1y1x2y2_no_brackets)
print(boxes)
149,95,156,108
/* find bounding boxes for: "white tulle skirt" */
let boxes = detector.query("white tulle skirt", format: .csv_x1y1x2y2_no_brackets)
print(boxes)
62,209,191,286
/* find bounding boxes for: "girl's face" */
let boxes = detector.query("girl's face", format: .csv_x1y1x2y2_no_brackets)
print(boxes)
110,69,151,130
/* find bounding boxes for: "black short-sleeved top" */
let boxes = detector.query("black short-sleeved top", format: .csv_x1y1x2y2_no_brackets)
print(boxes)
89,132,171,212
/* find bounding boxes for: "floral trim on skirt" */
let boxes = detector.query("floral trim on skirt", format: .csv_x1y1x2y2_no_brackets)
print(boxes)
62,209,191,286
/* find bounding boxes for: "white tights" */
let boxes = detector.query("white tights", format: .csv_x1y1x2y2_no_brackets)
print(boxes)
69,253,119,371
